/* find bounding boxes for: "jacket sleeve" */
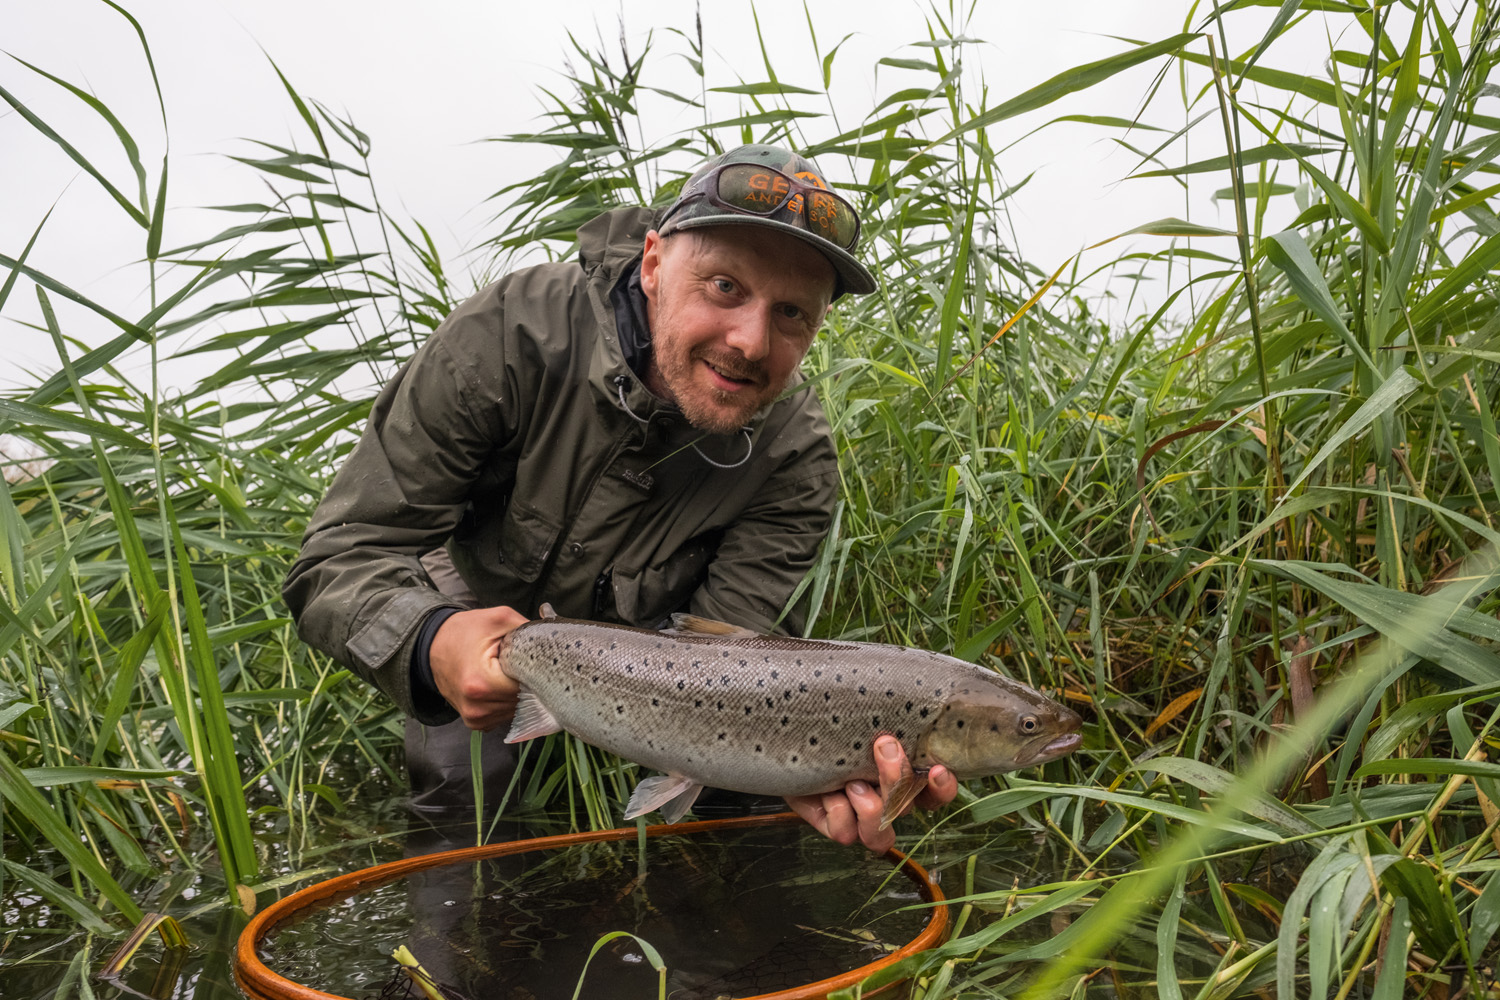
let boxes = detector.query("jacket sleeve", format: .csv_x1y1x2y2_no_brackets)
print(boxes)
689,413,839,638
282,282,520,719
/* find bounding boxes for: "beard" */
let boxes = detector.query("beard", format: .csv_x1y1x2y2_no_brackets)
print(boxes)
650,345,784,435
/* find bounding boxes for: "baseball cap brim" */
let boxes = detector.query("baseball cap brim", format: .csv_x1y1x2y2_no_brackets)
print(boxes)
663,214,878,299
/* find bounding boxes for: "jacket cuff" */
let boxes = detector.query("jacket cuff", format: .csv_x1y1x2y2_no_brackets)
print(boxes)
409,607,463,726
345,587,467,718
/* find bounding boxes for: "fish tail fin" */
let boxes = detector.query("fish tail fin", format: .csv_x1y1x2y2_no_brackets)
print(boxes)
503,689,563,743
878,761,929,832
624,774,704,825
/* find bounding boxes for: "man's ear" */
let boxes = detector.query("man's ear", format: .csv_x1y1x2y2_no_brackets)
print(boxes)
640,229,663,303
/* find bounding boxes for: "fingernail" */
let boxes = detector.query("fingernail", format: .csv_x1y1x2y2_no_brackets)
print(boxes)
878,738,900,761
849,781,870,795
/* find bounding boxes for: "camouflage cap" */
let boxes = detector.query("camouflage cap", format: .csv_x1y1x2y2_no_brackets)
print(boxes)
658,144,877,298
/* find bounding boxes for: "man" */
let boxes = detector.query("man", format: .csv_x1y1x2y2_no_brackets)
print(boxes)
283,144,956,852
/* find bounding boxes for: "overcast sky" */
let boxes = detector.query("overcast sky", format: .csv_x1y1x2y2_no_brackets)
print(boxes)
3,1,1376,392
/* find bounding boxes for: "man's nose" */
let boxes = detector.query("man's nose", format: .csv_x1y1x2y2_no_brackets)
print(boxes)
723,306,772,362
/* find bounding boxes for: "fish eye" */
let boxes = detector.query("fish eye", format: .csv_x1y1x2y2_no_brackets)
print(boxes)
1020,715,1038,734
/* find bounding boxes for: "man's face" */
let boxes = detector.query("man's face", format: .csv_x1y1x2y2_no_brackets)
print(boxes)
639,226,836,435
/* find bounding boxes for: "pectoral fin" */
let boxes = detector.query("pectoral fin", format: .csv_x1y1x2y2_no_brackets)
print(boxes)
503,690,563,743
877,761,930,832
666,614,760,638
624,774,704,824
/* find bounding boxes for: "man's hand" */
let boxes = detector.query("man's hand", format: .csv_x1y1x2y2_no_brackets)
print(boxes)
429,606,528,730
784,735,960,854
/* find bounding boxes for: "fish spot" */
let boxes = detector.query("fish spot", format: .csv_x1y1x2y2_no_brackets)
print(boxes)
905,701,913,712
716,700,724,711
739,659,747,666
956,720,966,729
695,699,703,708
616,705,624,714
781,716,789,726
592,675,600,684
677,680,685,690
771,670,779,680
796,659,803,666
858,686,867,695
666,661,674,670
757,679,765,688
832,714,840,723
564,684,571,692
990,723,1000,732
809,736,818,746
745,706,752,715
575,664,582,673
652,698,660,707
755,744,763,753
872,716,881,727
853,740,863,750
815,670,822,678
824,692,831,701
765,697,774,708
885,689,894,697
718,733,726,741
896,730,905,740
920,707,930,718
626,664,634,674
835,674,842,682
791,755,798,763
574,640,582,648
799,683,808,693
836,757,846,766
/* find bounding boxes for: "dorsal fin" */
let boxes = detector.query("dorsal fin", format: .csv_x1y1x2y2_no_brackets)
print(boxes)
538,603,559,619
667,613,760,638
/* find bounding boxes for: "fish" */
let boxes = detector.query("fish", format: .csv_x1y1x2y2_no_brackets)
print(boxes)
500,607,1083,826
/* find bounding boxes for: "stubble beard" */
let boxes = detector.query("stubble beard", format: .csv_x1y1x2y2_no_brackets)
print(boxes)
653,346,782,436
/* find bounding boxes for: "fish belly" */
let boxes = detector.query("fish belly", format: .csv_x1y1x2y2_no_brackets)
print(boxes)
504,620,965,797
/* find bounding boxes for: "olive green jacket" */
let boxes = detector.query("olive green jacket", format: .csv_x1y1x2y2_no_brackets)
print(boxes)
282,207,839,721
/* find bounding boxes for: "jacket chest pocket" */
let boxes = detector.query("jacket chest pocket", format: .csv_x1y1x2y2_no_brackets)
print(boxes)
456,500,560,583
610,531,721,626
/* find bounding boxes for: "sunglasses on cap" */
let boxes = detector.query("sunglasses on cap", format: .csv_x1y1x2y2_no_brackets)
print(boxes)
662,163,862,250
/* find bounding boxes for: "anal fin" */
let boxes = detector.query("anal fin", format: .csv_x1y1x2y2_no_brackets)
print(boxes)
877,761,930,832
624,774,704,824
503,690,563,743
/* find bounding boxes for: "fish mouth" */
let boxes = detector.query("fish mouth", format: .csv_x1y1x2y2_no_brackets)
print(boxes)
1029,732,1082,764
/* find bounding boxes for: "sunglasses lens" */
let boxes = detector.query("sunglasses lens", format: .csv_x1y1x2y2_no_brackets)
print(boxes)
805,191,858,248
717,164,792,214
710,163,860,249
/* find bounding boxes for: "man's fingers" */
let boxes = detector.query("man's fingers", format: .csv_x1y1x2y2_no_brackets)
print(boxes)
784,794,831,838
915,764,958,810
844,779,895,854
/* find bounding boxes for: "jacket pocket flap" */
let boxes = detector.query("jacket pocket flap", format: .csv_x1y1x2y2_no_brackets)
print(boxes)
499,503,561,583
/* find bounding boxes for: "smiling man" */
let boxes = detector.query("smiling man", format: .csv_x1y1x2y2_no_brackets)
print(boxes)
283,144,956,851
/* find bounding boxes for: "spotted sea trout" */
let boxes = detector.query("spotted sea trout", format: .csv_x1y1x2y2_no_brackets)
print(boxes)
501,608,1083,826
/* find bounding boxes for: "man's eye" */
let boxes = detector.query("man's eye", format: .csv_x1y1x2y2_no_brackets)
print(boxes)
778,304,804,320
713,278,735,294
